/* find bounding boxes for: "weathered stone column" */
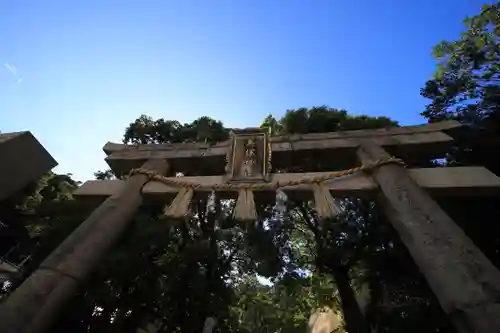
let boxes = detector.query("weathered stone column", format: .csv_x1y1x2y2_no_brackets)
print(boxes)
357,141,500,333
0,159,169,333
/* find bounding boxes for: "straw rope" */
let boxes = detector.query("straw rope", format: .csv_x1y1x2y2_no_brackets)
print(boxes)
129,156,404,191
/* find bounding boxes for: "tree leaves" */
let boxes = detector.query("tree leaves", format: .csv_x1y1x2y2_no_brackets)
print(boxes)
421,3,500,180
123,115,229,145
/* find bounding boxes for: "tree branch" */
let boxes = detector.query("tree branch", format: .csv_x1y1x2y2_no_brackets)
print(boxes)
295,203,320,238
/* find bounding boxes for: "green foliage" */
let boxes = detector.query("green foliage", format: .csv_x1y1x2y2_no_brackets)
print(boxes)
94,169,116,180
123,115,229,145
228,273,338,333
262,106,398,135
421,3,500,174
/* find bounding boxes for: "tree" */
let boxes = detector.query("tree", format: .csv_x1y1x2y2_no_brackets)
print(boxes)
421,3,500,175
228,273,338,333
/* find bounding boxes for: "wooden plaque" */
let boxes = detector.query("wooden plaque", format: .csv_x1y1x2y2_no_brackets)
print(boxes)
225,128,271,183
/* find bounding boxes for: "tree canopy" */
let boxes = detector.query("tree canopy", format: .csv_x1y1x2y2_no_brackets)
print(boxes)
421,3,500,175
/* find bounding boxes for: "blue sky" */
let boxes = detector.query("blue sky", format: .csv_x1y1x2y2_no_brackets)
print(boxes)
0,0,492,181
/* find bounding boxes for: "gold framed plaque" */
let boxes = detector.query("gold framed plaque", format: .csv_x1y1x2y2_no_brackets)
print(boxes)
225,127,271,183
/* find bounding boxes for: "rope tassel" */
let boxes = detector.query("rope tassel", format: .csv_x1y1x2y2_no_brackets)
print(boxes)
312,183,341,220
234,189,257,222
164,187,194,219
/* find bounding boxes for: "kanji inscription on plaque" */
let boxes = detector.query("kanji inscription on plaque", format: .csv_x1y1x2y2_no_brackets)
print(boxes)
225,128,271,182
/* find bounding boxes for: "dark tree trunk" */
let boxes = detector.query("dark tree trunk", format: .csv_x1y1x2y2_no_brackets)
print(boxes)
331,266,370,333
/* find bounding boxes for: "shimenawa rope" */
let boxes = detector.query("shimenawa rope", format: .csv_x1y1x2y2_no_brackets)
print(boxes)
128,156,404,191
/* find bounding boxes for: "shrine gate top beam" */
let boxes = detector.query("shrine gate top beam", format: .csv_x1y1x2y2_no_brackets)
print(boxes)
103,121,461,175
103,120,463,176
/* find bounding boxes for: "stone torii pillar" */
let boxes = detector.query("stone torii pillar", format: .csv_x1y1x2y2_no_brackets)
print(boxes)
0,159,169,333
357,140,500,333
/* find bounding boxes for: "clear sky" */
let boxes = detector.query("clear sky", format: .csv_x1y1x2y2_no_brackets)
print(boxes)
0,0,492,182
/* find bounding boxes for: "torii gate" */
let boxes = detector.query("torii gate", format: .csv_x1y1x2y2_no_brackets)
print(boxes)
1,121,500,333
